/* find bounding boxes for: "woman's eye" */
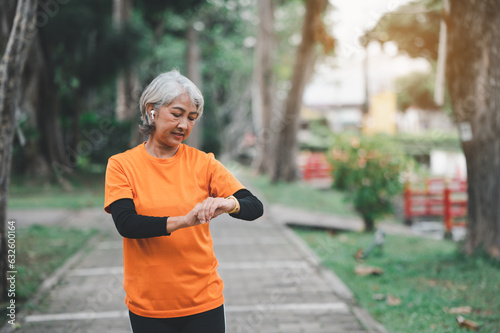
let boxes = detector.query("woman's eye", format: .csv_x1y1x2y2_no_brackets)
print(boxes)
189,117,196,121
172,113,181,118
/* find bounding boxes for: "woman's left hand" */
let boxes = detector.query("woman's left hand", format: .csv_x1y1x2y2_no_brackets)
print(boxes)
196,197,236,224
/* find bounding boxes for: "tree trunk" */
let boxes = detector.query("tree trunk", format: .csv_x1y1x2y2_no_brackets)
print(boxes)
271,0,328,182
252,0,275,174
362,215,375,233
0,0,17,50
36,46,66,172
116,70,139,122
446,0,500,259
113,0,140,147
4,8,66,179
0,0,38,301
20,36,64,177
113,0,135,120
185,22,203,150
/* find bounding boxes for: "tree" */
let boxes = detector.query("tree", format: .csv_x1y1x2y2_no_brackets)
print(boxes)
362,0,441,62
271,0,334,182
252,0,275,174
446,0,500,259
22,32,66,178
7,0,144,181
369,0,500,259
328,134,409,232
0,0,38,301
184,19,203,149
395,71,441,111
193,1,255,156
114,0,139,124
134,1,254,156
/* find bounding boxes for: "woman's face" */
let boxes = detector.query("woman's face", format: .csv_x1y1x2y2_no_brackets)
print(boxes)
151,93,199,148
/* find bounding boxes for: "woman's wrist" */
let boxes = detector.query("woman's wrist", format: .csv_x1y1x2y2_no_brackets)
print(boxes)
166,216,186,234
225,196,240,214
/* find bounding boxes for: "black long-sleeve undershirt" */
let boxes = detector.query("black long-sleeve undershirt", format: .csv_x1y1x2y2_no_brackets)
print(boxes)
109,189,263,239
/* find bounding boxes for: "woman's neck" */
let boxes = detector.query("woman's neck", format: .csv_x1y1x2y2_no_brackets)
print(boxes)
145,140,179,159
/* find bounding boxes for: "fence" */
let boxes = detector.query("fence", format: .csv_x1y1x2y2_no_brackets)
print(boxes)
404,178,467,232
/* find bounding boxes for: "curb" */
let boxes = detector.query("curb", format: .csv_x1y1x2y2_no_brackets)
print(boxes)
274,212,388,333
219,171,388,333
0,231,103,333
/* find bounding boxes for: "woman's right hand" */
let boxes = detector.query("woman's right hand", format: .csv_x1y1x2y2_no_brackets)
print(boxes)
183,203,205,227
183,196,235,226
171,197,236,233
166,205,205,234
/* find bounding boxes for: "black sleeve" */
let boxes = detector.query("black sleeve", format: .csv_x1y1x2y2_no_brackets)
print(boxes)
109,198,170,239
230,189,264,221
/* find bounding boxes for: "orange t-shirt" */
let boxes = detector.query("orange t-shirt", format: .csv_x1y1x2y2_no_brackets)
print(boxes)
104,143,244,318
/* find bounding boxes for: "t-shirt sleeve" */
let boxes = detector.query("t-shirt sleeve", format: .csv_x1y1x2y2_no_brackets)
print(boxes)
104,157,134,213
207,154,245,198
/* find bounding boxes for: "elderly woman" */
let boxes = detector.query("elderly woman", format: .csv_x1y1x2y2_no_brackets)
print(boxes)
104,70,263,333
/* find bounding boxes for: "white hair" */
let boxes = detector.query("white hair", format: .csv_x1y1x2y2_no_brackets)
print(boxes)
138,69,204,135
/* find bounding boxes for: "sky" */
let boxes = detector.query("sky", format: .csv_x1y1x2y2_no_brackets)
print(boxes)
329,0,414,63
330,0,410,57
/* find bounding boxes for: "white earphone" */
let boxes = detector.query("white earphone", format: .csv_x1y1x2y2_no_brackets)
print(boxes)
150,110,155,120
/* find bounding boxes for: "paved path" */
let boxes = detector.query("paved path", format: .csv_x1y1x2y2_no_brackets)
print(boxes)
3,206,387,333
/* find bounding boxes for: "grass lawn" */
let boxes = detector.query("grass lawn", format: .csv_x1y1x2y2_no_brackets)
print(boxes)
294,228,500,333
239,168,500,332
1,224,97,326
3,172,101,326
8,171,105,209
240,167,358,218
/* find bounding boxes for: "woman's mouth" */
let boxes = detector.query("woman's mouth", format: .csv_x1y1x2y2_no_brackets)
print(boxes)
172,132,184,139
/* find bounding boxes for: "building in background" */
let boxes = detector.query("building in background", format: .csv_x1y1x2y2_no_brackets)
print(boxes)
301,41,465,178
363,91,397,135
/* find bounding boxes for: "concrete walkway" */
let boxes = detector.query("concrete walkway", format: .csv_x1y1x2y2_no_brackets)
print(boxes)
2,206,387,333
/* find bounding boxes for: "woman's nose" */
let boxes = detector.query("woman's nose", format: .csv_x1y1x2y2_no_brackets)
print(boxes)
177,117,188,129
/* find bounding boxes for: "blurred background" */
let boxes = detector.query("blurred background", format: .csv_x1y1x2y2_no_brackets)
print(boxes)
1,0,500,332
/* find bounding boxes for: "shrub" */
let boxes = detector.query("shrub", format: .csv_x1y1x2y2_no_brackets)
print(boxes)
328,134,411,231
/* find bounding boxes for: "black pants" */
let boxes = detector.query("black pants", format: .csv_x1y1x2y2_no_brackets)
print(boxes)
129,305,225,333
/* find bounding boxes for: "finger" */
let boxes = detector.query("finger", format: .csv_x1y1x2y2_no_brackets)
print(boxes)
206,198,222,220
197,202,210,223
203,199,217,222
186,205,200,226
199,197,217,222
196,208,206,223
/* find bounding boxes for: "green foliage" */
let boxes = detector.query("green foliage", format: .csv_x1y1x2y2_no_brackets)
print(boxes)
196,1,255,153
274,0,307,82
395,71,440,111
328,134,411,227
395,70,453,115
0,225,97,326
78,112,134,166
41,0,144,91
395,131,461,155
137,0,205,21
133,0,256,155
362,0,441,61
14,225,97,300
11,0,305,178
9,171,105,209
295,229,500,333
